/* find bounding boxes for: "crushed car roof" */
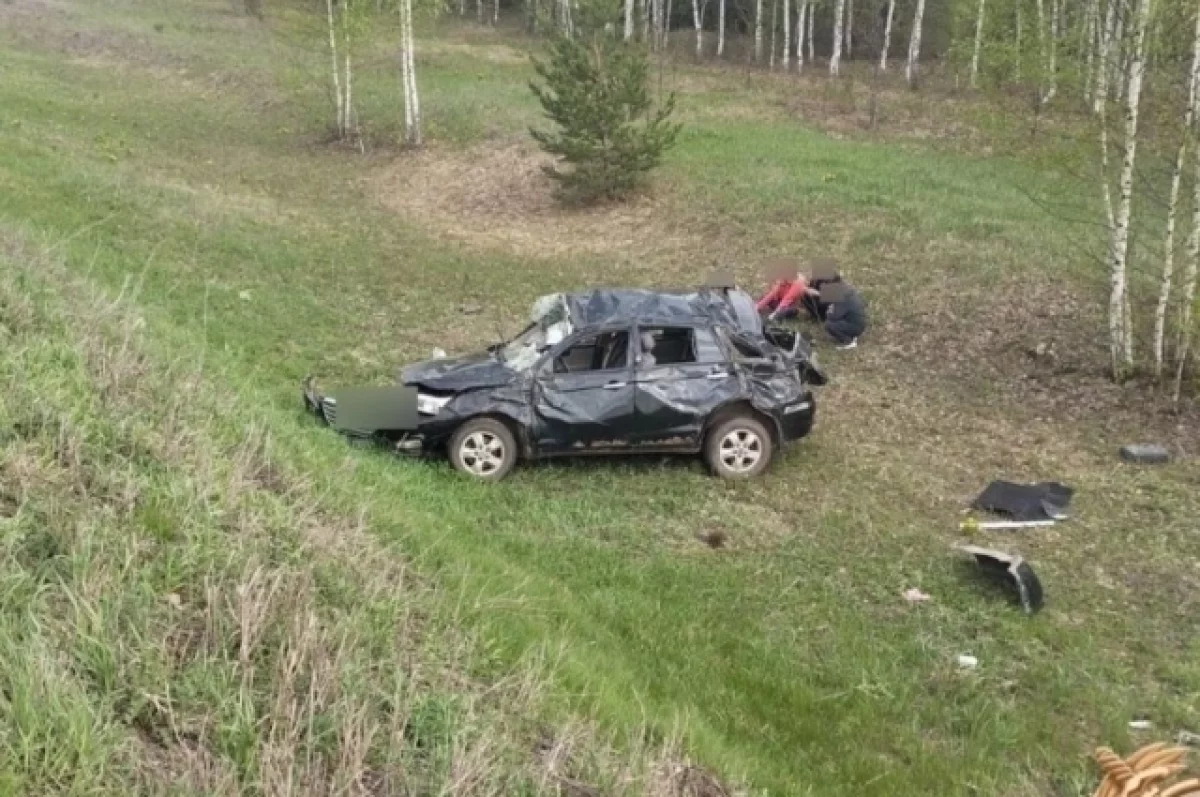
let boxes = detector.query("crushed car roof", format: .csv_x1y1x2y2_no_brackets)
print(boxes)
563,288,746,329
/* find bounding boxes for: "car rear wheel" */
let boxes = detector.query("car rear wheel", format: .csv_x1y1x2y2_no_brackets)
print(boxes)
705,415,773,479
448,418,518,482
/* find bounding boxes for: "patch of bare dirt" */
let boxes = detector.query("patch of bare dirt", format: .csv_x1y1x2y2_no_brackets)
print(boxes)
370,140,714,263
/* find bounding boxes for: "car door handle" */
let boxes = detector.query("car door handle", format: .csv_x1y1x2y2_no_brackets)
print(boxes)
707,371,729,380
603,381,627,390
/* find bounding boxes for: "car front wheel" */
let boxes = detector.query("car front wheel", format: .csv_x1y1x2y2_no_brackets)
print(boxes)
448,418,518,482
705,415,774,479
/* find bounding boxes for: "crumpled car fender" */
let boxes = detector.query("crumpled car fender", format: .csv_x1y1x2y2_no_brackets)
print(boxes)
426,384,536,454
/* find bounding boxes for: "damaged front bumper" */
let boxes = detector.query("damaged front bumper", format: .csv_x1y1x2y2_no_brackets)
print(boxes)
302,376,427,454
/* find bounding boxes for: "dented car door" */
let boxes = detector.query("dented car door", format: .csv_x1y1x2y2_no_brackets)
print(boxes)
631,325,740,448
531,327,637,453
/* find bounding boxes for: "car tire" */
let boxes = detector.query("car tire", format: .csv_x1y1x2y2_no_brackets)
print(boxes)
448,418,518,482
704,415,774,479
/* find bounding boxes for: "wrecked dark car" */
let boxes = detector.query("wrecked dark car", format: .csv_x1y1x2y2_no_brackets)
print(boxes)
303,287,827,481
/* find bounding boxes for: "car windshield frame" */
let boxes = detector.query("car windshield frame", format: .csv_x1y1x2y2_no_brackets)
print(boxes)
499,294,572,372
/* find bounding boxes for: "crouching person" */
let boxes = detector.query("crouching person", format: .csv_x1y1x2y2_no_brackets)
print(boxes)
819,281,867,349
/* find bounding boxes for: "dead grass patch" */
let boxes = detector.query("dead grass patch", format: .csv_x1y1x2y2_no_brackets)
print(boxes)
370,140,712,264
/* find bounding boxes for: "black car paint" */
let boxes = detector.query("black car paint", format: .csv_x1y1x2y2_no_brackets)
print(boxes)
305,287,824,464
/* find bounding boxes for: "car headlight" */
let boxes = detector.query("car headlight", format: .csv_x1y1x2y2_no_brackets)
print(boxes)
417,393,453,416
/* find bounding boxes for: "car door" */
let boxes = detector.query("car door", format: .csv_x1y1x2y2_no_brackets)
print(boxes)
631,324,740,448
531,327,637,454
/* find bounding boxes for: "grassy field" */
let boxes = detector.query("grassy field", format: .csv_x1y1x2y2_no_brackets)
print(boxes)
2,0,1199,794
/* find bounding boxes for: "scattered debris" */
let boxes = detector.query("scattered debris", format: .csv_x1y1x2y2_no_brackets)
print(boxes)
960,517,1059,532
1130,719,1154,731
1120,443,1170,465
166,592,182,609
956,544,1044,614
697,530,727,549
1178,731,1200,748
459,302,483,316
1091,743,1200,797
903,587,932,603
957,654,979,670
238,290,251,301
430,347,447,359
972,480,1073,522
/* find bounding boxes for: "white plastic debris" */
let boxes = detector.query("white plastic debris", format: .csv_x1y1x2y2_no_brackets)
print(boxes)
957,655,979,670
431,348,447,359
1129,720,1154,731
238,290,251,301
903,588,932,603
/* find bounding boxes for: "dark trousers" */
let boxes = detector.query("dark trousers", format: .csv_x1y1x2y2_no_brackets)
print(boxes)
825,315,864,344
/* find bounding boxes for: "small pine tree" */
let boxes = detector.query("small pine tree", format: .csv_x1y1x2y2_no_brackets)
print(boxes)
529,31,681,204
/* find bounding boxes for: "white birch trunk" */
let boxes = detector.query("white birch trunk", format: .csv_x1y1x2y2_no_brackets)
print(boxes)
718,0,726,54
970,0,986,87
326,0,344,138
343,0,355,142
1043,0,1059,103
796,0,806,68
1093,0,1116,112
906,0,926,86
1176,130,1200,400
478,0,484,24
399,0,421,146
692,0,704,55
1035,0,1047,90
1107,0,1151,377
831,0,847,74
1160,2,1200,378
783,0,791,68
625,0,635,39
770,0,778,67
460,0,466,16
880,0,895,70
494,0,500,25
807,0,814,60
845,0,853,55
1111,1,1125,102
755,0,765,60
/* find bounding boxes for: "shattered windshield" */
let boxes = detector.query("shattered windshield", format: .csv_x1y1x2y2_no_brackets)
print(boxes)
501,293,571,371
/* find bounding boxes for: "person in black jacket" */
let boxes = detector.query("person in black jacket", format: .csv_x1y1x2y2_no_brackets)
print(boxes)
800,258,843,322
818,280,867,349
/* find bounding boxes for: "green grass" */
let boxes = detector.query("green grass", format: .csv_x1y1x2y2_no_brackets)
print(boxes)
2,1,1199,795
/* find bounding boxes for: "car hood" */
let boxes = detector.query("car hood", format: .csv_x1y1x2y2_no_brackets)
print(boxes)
400,351,516,392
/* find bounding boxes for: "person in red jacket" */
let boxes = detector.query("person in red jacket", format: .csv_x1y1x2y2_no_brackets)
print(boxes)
755,258,819,322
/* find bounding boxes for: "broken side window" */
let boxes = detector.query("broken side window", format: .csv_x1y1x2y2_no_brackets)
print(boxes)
552,329,630,374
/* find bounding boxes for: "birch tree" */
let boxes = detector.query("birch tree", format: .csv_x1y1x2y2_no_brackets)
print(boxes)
1105,0,1151,378
970,0,986,86
718,0,726,55
625,0,635,38
1177,114,1200,400
1093,0,1117,112
880,0,895,69
845,0,854,54
326,0,345,138
831,0,847,73
399,0,422,146
756,0,766,60
692,0,705,55
783,0,791,68
1162,2,1200,379
770,0,779,67
807,0,815,60
796,0,807,68
325,0,363,143
906,0,927,86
